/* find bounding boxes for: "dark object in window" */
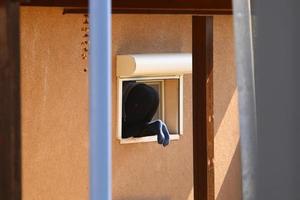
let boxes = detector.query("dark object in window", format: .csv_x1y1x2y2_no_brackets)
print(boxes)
122,81,170,146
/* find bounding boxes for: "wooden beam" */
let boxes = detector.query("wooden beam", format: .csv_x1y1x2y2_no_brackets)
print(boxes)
192,16,214,200
21,0,87,7
21,0,232,15
112,0,231,14
0,0,22,199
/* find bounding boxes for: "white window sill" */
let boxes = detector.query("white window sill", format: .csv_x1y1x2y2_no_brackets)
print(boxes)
119,134,180,144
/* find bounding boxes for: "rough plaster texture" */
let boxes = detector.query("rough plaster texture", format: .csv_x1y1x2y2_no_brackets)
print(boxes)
112,15,193,200
21,7,241,200
214,16,242,200
20,8,89,200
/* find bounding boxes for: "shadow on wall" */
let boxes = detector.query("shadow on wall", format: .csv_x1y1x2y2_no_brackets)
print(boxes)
213,16,241,200
213,16,236,137
216,141,242,200
214,85,236,136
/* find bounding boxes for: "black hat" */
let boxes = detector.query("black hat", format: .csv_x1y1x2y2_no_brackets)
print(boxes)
122,81,170,146
122,82,159,138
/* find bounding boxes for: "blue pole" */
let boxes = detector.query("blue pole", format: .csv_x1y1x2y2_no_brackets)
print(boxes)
233,1,258,199
89,0,112,200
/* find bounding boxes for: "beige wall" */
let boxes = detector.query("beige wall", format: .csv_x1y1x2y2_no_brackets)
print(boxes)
112,15,193,200
214,16,242,200
21,8,240,200
20,8,89,200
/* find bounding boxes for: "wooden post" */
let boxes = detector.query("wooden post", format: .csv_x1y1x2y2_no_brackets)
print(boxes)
192,16,214,200
0,0,21,199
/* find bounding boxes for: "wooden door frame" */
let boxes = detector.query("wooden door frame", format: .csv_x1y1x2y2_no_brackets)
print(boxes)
0,0,22,199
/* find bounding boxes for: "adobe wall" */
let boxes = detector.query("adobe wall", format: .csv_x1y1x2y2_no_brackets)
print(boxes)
20,7,241,200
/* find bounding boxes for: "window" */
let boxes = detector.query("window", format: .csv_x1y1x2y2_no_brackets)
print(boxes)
117,76,183,144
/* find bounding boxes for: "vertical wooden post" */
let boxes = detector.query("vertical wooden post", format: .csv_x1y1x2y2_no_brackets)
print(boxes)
192,16,214,200
0,0,21,199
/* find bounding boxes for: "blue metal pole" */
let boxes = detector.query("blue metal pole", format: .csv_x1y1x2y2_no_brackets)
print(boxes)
232,1,258,199
89,0,112,200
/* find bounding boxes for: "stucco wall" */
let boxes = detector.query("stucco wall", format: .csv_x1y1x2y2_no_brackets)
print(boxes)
21,7,240,200
111,15,193,200
21,8,89,200
214,16,242,200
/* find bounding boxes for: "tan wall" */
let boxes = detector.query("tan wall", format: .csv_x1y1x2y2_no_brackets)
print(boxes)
20,8,89,200
21,7,240,200
214,16,242,200
112,15,193,200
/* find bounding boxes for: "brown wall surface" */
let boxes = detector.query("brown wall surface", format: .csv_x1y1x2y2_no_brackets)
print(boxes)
213,16,242,200
21,7,241,200
112,15,193,200
20,7,90,200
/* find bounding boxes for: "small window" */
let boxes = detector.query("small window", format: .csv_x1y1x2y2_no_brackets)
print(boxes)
117,76,183,144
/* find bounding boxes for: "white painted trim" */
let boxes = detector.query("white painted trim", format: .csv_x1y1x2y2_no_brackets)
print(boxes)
120,134,180,144
117,75,185,143
117,76,170,140
119,75,180,80
161,80,165,122
179,75,184,135
117,53,192,77
117,78,123,140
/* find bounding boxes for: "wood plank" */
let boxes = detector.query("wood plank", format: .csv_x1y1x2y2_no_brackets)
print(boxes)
21,0,87,7
21,0,232,15
0,0,22,199
113,0,231,14
192,16,214,200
